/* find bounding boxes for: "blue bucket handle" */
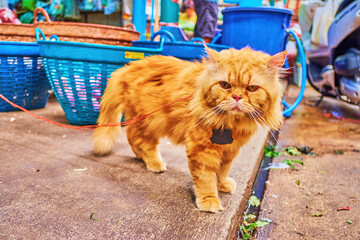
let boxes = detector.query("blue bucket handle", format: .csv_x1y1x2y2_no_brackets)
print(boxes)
35,28,46,41
150,30,176,42
190,38,205,43
157,37,165,51
281,28,307,118
210,33,222,44
49,35,60,41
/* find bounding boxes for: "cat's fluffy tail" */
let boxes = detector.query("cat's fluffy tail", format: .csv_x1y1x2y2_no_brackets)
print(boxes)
92,71,125,155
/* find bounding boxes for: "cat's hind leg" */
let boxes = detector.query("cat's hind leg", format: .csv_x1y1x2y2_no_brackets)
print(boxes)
126,125,166,173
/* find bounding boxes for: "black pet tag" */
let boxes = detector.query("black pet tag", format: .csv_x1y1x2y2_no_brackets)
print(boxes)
210,128,234,145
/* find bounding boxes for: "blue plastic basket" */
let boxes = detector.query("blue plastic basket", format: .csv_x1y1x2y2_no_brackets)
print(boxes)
132,30,230,61
36,28,164,125
221,7,293,55
0,41,51,112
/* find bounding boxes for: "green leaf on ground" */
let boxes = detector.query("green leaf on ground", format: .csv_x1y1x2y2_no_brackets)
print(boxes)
347,220,352,224
249,195,261,207
250,221,270,228
264,145,280,158
296,180,301,185
282,159,304,170
239,221,270,240
284,147,301,156
90,212,99,221
334,150,344,155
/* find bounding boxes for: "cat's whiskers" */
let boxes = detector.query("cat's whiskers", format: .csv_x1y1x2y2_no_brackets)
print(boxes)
194,101,230,129
190,105,224,129
249,108,284,150
191,108,217,129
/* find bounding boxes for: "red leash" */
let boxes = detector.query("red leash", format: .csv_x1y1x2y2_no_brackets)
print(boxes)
0,94,193,131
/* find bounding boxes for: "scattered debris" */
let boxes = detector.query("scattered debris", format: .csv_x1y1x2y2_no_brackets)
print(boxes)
297,146,317,156
244,214,256,222
337,206,350,211
62,135,67,138
30,168,40,172
249,195,261,207
349,196,360,200
9,117,16,122
264,162,289,170
90,212,99,221
150,194,156,198
259,218,272,223
73,167,88,172
317,170,328,175
310,213,323,217
283,147,301,156
333,150,344,155
294,231,305,237
282,159,304,170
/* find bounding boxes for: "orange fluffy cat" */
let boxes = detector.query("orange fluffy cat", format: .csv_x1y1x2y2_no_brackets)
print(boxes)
92,47,285,213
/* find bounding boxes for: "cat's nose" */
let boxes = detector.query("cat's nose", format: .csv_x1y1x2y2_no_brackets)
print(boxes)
232,95,242,102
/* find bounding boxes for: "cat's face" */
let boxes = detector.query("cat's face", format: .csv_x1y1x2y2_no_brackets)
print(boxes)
198,47,286,130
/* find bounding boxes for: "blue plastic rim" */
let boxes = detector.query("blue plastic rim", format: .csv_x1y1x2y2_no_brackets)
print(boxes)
36,28,165,125
0,41,51,112
132,30,230,61
222,7,293,55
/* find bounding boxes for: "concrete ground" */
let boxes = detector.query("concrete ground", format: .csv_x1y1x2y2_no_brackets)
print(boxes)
0,95,268,240
257,87,360,239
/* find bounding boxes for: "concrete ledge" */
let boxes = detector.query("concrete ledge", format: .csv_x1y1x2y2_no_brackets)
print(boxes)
0,99,268,240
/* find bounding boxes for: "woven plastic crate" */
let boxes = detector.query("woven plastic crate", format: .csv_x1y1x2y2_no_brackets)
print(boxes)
0,41,51,112
36,28,164,125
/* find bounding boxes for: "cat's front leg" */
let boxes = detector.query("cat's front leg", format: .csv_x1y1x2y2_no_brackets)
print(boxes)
217,148,240,194
188,151,224,213
217,160,237,194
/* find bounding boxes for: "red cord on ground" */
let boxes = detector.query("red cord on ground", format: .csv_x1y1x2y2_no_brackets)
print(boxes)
0,94,193,131
323,113,360,124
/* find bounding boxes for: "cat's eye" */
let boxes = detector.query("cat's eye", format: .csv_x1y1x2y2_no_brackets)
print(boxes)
219,81,231,90
246,85,259,92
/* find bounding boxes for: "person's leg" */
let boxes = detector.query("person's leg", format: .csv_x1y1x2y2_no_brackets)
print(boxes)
194,0,218,43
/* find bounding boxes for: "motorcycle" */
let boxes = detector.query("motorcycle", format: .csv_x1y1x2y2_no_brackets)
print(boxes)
306,0,360,107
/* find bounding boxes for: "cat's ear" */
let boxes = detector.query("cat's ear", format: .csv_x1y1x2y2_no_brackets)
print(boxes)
204,44,219,62
267,51,287,71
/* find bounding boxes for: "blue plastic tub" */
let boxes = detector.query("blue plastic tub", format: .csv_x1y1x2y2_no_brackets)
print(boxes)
36,28,164,125
223,0,262,7
0,41,51,112
132,30,229,61
221,7,293,55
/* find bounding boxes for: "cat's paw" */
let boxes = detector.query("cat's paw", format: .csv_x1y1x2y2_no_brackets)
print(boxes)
196,197,224,213
146,161,167,173
218,177,237,194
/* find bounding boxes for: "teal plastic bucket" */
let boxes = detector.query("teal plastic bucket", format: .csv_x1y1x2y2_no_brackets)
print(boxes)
221,7,293,55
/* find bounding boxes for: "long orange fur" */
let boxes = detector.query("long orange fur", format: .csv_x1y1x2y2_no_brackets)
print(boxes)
92,47,286,212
